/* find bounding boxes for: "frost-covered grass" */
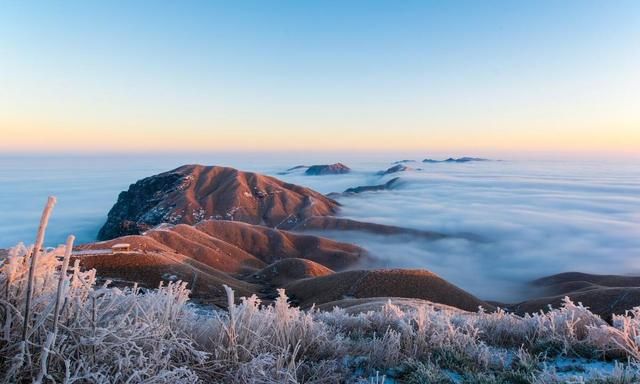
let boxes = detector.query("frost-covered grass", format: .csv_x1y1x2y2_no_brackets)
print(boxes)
3,203,640,383
3,242,640,383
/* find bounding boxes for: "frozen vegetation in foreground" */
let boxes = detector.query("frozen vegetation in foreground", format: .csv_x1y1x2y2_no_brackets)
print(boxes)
3,200,640,383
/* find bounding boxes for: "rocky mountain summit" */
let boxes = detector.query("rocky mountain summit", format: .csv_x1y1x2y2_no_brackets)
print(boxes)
89,164,494,311
98,164,339,240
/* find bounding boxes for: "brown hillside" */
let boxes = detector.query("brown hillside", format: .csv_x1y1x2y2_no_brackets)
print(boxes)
250,258,334,287
285,269,492,312
86,220,365,274
146,225,266,273
73,250,258,307
195,220,365,270
98,164,339,240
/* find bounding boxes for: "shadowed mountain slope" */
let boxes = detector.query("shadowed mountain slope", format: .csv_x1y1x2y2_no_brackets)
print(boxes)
507,272,640,319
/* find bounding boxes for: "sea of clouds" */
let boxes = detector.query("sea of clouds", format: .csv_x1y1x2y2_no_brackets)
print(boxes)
277,160,640,302
1,154,639,302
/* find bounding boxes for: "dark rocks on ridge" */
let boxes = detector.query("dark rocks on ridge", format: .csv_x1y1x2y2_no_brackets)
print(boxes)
97,164,339,240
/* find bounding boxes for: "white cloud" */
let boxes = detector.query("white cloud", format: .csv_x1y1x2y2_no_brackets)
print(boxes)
280,160,640,302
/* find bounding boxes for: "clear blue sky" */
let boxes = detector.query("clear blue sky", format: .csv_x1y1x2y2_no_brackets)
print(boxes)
1,0,639,155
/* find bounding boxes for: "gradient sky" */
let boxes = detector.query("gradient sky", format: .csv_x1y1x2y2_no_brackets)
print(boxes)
1,0,639,155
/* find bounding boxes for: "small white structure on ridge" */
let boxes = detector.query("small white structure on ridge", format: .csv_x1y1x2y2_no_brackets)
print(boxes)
111,243,131,254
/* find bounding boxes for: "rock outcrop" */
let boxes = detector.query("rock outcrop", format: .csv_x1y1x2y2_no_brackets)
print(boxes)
98,164,339,240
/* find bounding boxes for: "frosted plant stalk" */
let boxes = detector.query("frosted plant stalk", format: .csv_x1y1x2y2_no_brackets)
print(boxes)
22,196,56,342
52,235,74,341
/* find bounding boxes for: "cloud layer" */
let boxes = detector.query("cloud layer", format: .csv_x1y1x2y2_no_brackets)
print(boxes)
280,160,640,302
2,156,638,303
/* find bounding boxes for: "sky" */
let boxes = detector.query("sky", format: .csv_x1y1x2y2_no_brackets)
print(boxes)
1,0,639,156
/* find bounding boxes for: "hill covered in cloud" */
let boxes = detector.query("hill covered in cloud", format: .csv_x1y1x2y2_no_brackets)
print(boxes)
275,159,640,302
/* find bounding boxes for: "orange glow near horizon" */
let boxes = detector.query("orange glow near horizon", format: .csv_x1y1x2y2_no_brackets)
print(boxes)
2,2,639,158
2,117,638,156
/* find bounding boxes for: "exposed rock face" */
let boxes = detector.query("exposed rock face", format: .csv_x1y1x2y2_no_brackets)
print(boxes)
305,163,351,175
343,177,401,194
97,170,185,240
506,272,640,319
285,269,493,312
98,164,339,240
423,157,489,163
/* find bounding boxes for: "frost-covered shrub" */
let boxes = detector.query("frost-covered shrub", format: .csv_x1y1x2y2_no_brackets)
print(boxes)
473,297,608,357
0,243,206,383
4,239,640,382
